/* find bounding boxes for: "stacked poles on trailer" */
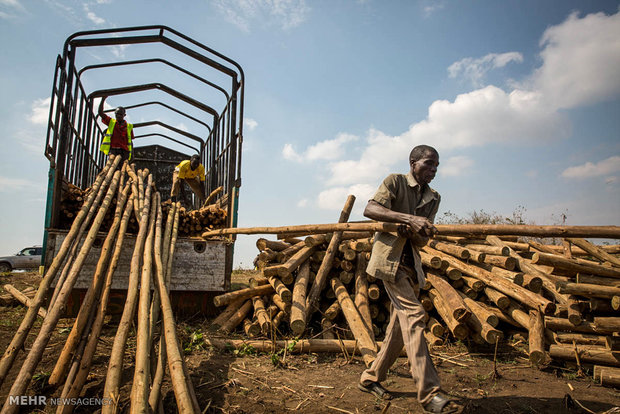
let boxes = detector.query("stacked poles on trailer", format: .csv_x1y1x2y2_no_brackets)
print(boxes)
207,209,620,386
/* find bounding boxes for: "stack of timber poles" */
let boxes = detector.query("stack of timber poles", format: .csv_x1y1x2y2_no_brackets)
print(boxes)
204,198,620,387
0,155,200,414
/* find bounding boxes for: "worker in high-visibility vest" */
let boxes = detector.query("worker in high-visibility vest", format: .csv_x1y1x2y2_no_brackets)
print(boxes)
98,97,133,162
171,154,206,204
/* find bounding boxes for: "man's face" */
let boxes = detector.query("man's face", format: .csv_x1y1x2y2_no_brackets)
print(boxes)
190,158,199,170
411,152,439,185
115,109,125,122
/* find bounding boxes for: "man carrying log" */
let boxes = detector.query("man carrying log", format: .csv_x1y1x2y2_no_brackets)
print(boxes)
170,154,206,204
98,97,133,162
358,145,463,414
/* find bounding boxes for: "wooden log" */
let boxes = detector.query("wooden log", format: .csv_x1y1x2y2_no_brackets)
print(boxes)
456,291,499,327
219,301,253,334
424,245,555,314
61,194,135,414
503,302,531,329
50,183,132,387
213,284,275,307
576,274,620,287
606,337,620,351
428,240,470,260
461,276,485,292
420,250,443,269
532,252,620,279
130,190,158,413
556,282,620,299
464,244,509,256
477,302,521,328
427,317,445,337
324,300,341,320
528,310,546,366
0,156,119,389
482,254,517,271
485,287,510,309
271,293,291,314
568,238,620,268
549,344,620,367
567,295,583,326
354,254,374,342
426,272,471,322
4,168,122,413
428,289,469,340
368,284,381,301
613,296,620,311
321,318,336,339
290,261,310,335
545,317,618,335
555,333,608,346
593,317,620,332
330,277,377,366
243,319,261,337
597,366,620,387
252,296,271,334
2,285,47,318
256,238,291,252
306,196,356,319
265,274,292,303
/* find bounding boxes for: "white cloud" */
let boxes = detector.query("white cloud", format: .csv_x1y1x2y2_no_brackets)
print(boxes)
422,0,444,17
213,0,310,32
439,156,474,177
84,4,105,25
296,198,308,207
244,118,258,131
529,10,620,109
448,52,523,87
28,97,51,125
0,176,44,192
175,123,189,132
561,156,620,179
0,0,24,19
317,184,375,211
606,176,617,185
283,133,358,163
111,44,128,58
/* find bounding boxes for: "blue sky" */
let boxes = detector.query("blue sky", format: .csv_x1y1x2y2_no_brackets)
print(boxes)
1,0,619,268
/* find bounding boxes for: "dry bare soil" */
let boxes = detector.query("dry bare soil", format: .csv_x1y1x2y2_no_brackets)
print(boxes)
0,271,618,413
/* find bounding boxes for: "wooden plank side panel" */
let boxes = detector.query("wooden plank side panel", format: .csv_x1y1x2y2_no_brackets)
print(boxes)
46,231,227,291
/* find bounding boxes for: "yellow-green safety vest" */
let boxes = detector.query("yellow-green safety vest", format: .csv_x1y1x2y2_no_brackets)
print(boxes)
99,118,133,160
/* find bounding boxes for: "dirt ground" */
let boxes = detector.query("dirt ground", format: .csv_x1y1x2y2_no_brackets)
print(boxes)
0,271,618,414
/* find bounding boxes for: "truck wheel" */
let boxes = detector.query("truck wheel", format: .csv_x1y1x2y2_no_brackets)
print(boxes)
0,263,11,273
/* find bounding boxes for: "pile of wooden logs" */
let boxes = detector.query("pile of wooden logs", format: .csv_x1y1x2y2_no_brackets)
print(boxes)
59,177,227,237
206,197,620,387
0,155,201,413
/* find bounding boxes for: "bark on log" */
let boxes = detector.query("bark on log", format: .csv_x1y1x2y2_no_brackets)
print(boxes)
330,277,377,366
306,196,356,320
219,301,253,334
567,238,620,268
2,285,47,318
528,310,546,367
545,316,617,335
593,317,620,332
213,284,275,307
428,289,468,340
532,252,620,279
457,291,499,327
265,274,292,303
555,333,608,346
427,317,445,337
203,223,620,239
428,240,470,259
567,295,583,326
290,261,310,335
549,344,620,367
354,254,374,342
426,272,471,322
556,281,620,299
484,287,510,309
0,156,118,389
576,274,620,287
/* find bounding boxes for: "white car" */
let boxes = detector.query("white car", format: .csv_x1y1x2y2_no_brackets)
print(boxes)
0,246,43,273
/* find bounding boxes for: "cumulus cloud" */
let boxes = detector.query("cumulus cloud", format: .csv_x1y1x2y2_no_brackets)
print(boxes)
83,4,105,25
244,118,258,131
439,156,474,177
448,52,523,87
317,184,375,211
561,156,620,179
283,133,358,163
213,0,309,32
111,44,128,58
28,98,51,125
528,10,620,109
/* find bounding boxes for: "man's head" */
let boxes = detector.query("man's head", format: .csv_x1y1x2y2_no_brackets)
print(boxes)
114,107,126,122
190,154,201,170
409,145,439,186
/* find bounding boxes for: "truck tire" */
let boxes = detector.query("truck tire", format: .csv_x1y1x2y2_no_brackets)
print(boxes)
0,262,11,273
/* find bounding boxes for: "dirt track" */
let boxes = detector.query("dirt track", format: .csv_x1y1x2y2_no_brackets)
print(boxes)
0,271,618,413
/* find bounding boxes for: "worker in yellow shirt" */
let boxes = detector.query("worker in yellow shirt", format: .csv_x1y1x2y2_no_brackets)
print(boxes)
171,154,206,204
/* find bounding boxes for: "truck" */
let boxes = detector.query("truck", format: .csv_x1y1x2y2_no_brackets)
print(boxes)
41,26,244,315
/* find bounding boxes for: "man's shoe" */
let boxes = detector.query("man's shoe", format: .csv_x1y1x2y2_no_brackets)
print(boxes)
358,382,392,400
